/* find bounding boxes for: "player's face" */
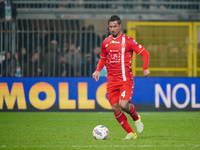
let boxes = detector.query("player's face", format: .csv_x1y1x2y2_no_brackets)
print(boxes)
108,21,122,38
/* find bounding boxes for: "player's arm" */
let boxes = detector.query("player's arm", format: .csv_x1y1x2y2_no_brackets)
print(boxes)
92,57,106,81
130,39,150,77
139,50,150,77
92,43,107,81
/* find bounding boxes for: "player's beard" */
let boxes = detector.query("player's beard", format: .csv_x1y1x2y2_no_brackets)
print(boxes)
111,31,120,38
112,33,117,38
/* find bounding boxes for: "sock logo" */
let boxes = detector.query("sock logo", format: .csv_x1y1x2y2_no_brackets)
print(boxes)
120,121,124,125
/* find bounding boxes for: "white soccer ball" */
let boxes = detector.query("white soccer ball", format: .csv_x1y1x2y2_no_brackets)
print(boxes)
93,125,109,140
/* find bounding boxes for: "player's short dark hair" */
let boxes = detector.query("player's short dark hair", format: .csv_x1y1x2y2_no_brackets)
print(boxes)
108,15,121,25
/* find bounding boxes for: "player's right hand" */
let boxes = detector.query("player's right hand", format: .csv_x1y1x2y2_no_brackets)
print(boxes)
92,71,100,82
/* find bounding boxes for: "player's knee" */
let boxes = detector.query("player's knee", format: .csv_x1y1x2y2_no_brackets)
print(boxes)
111,104,121,115
119,100,130,112
119,104,125,111
119,100,127,109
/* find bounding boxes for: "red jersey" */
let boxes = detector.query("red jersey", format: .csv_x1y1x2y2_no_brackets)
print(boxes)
96,33,149,84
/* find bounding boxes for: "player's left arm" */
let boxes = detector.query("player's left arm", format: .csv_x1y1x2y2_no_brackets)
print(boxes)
139,50,150,77
128,37,150,77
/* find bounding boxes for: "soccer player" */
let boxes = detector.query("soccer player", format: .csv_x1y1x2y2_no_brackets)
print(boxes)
92,15,150,140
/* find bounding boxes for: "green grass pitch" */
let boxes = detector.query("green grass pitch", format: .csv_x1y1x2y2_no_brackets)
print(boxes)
0,112,200,150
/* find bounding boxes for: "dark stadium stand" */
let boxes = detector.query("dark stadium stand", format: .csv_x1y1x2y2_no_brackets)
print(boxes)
13,0,200,20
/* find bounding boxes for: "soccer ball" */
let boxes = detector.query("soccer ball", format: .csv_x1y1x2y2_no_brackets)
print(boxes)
93,125,109,140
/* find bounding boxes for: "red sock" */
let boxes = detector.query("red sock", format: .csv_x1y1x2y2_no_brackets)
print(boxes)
115,110,134,134
128,104,139,121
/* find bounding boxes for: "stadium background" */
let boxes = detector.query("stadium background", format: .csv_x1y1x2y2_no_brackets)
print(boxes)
0,0,200,111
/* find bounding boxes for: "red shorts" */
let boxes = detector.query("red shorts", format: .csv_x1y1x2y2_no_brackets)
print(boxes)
107,81,134,106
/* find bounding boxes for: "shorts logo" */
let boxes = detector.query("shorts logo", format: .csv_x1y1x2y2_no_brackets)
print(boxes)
121,91,126,98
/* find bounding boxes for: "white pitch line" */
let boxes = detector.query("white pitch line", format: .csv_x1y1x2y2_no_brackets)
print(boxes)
71,144,199,148
0,144,199,148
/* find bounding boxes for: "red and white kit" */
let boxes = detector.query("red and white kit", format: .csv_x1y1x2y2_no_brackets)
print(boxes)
96,33,149,105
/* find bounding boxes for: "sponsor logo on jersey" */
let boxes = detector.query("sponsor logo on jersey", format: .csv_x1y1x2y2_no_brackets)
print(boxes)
110,40,120,44
108,51,121,63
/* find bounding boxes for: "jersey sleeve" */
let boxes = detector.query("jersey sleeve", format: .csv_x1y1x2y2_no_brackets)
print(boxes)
128,37,149,70
128,37,145,54
95,42,107,72
139,49,149,70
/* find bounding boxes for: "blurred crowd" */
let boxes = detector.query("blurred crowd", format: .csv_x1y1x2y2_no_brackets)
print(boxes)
0,1,108,77
0,29,105,77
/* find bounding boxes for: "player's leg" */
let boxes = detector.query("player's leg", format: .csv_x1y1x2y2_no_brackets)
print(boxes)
119,82,139,121
120,100,139,121
119,100,144,134
111,102,137,140
119,82,144,134
107,86,136,139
